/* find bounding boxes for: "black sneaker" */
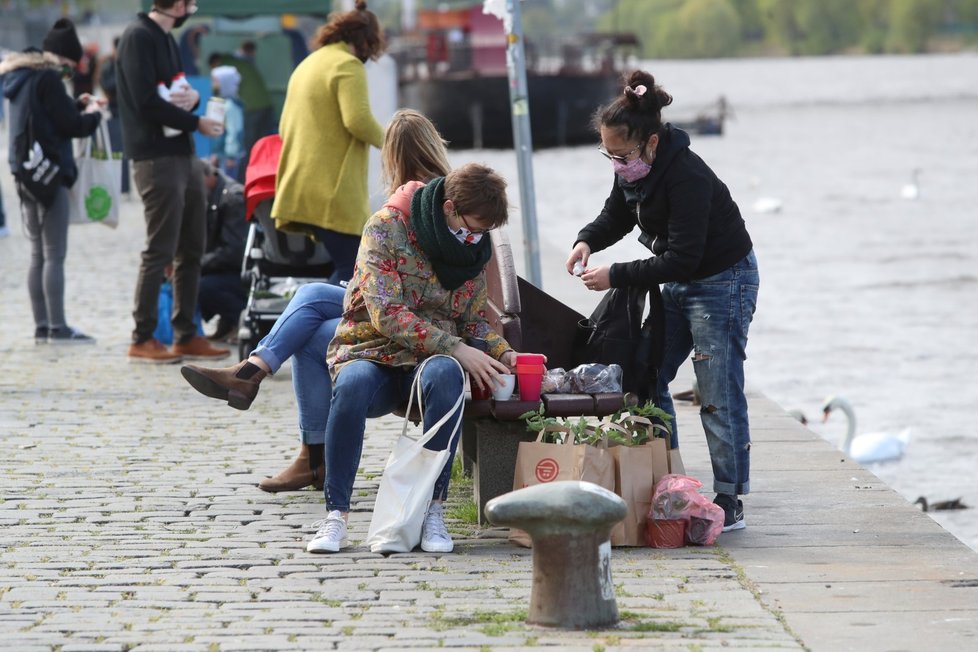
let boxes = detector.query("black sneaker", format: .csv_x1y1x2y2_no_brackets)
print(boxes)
714,494,745,532
35,326,49,345
47,326,96,345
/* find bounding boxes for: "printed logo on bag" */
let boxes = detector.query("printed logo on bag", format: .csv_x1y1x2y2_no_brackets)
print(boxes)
535,458,560,482
84,185,112,221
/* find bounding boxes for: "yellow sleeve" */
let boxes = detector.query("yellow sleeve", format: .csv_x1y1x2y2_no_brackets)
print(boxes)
335,60,384,148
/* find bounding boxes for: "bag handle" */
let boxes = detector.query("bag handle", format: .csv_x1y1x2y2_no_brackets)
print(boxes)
400,354,465,449
537,423,572,444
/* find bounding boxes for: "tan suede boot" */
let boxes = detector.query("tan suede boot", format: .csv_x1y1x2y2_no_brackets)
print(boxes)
258,444,326,492
180,359,267,410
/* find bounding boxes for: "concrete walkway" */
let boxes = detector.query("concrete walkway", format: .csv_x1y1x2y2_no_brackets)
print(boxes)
2,176,977,651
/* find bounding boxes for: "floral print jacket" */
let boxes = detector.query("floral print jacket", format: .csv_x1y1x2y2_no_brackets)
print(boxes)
327,201,511,380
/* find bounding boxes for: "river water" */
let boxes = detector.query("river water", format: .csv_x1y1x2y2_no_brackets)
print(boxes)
453,53,978,551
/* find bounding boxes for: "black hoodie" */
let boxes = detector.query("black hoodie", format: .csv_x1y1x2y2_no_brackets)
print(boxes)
576,125,753,287
1,49,101,188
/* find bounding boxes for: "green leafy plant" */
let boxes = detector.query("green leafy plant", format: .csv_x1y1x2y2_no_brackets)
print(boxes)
608,400,673,445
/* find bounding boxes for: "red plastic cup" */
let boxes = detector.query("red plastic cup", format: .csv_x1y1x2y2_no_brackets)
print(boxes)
516,353,546,365
517,368,544,402
471,382,491,401
515,363,545,374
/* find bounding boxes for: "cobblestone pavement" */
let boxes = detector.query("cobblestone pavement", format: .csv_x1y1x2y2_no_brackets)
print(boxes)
0,185,801,651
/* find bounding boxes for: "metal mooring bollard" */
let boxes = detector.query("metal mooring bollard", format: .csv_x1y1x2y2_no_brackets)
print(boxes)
485,481,626,629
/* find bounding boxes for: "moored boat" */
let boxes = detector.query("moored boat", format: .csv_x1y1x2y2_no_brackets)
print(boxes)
391,4,640,149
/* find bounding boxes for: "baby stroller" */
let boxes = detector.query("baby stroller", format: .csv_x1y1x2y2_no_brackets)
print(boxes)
238,135,334,360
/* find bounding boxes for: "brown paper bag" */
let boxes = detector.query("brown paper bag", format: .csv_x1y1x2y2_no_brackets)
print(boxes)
606,420,671,546
508,426,615,547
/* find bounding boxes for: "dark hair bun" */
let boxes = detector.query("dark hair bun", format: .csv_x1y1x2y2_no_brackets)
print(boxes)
356,0,368,10
624,70,672,112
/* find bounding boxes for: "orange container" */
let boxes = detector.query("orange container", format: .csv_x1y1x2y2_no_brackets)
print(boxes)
646,519,686,548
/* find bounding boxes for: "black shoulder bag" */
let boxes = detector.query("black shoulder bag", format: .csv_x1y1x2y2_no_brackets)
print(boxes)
573,285,664,402
13,75,62,207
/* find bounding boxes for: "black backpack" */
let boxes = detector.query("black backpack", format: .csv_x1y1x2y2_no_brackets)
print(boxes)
12,74,62,207
573,285,664,402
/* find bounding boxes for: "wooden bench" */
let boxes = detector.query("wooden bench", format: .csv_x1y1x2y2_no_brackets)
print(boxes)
459,229,632,522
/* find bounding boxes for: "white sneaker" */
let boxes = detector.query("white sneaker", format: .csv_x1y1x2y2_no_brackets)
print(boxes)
421,502,454,553
306,510,348,553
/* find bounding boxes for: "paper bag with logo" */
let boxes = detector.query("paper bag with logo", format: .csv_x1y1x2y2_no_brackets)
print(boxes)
604,420,670,546
509,425,615,547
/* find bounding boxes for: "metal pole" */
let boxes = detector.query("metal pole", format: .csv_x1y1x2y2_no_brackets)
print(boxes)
503,0,543,288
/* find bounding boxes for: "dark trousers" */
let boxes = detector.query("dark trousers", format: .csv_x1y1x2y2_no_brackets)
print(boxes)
198,272,247,323
131,156,207,344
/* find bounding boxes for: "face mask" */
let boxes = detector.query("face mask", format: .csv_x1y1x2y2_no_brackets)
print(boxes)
613,156,653,183
172,13,189,29
451,226,483,246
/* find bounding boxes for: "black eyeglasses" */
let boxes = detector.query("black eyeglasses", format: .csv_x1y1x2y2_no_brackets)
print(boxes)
598,142,643,163
455,210,493,235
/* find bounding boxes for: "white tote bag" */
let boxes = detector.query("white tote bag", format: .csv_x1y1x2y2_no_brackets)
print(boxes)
68,120,120,228
365,355,465,553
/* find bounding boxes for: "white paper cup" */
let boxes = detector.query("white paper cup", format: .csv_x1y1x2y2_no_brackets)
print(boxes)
491,374,516,401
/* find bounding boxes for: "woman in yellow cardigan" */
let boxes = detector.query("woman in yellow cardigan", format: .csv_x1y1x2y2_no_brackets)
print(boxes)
272,0,385,284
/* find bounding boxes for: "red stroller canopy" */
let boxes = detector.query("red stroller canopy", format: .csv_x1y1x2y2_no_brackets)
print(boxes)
244,134,282,221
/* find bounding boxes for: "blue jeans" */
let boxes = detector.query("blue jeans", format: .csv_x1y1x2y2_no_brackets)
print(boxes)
251,282,346,445
324,357,465,513
655,250,759,496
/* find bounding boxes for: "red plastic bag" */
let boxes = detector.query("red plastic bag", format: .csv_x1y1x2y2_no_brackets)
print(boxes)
648,474,724,546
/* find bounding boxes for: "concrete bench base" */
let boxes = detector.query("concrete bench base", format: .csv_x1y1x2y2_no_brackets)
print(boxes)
463,418,540,524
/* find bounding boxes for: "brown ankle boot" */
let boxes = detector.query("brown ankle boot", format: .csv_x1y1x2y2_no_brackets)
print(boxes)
180,359,267,410
258,444,326,492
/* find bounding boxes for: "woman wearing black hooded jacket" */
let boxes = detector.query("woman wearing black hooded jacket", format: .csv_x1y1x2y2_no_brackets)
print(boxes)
2,18,104,343
566,70,759,533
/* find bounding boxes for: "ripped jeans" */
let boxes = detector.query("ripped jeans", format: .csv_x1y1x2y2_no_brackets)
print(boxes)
655,250,759,496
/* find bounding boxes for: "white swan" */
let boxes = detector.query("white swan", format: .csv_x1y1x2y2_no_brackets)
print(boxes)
900,169,921,200
821,396,910,464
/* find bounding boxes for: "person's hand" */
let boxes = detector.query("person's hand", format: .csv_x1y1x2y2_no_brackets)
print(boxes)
453,341,511,392
78,93,108,107
197,116,224,137
83,101,103,114
500,350,547,371
580,265,611,292
169,87,199,111
566,242,591,275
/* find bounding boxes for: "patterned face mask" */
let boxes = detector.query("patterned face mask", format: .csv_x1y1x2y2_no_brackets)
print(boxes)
612,155,653,183
451,225,484,245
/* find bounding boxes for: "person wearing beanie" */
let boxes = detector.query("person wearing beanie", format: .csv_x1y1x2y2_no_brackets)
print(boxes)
1,18,106,343
42,18,84,65
116,1,228,364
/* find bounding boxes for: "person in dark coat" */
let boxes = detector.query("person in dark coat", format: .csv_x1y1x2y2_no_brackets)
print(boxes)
117,0,227,364
566,69,759,534
1,18,104,343
198,162,248,341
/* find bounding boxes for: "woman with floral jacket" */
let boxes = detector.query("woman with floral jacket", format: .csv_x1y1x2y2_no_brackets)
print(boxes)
307,163,531,555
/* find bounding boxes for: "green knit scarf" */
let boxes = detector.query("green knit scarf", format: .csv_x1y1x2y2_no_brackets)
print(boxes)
409,177,491,291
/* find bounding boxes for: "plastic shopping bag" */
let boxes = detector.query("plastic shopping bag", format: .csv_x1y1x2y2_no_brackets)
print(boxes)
68,121,120,228
365,356,464,554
